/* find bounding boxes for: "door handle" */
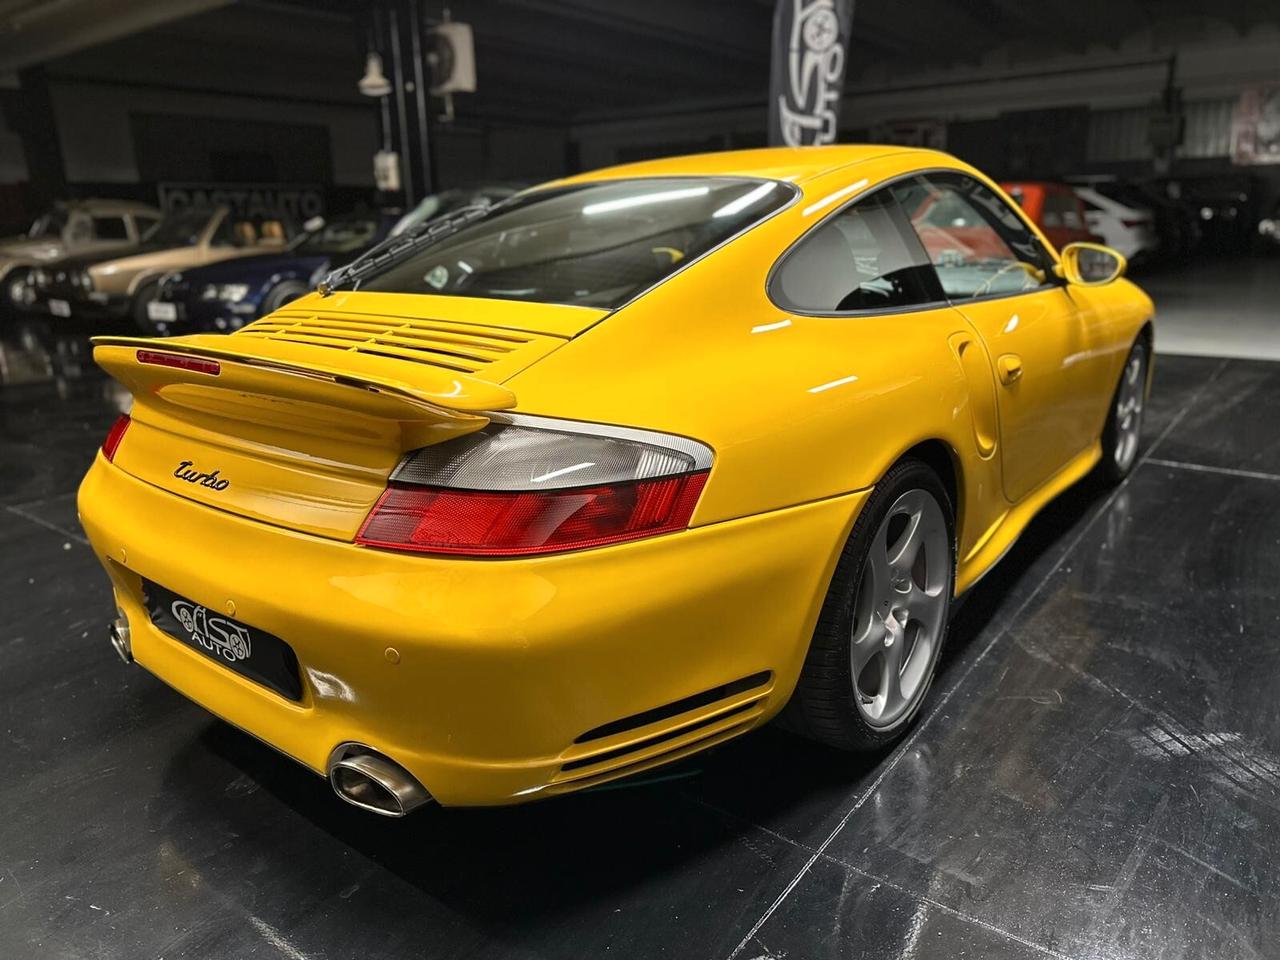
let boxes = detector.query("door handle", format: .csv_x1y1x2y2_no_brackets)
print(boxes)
997,354,1023,385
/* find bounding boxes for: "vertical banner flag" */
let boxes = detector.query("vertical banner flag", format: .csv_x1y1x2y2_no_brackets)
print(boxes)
768,0,855,147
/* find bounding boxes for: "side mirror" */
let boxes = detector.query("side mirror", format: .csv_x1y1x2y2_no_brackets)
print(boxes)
1056,242,1126,286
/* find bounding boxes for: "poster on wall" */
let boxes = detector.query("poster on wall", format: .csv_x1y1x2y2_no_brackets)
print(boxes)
768,0,855,147
1231,87,1280,165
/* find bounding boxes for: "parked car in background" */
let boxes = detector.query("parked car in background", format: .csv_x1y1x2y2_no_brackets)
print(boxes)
29,206,293,326
1259,200,1280,248
1072,177,1202,263
1073,185,1160,264
146,212,395,334
1001,181,1101,250
1147,173,1261,253
2,199,160,314
146,186,522,335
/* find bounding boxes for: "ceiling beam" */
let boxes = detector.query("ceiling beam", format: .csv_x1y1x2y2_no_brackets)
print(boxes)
0,0,232,73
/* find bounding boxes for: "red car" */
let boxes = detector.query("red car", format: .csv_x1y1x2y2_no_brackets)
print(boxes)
1001,181,1102,250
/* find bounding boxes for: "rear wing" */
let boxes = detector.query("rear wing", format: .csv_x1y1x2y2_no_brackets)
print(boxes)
90,334,519,538
92,334,515,434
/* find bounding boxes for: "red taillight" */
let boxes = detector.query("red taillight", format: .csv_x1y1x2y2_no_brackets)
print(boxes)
102,413,131,462
356,472,709,557
136,350,220,376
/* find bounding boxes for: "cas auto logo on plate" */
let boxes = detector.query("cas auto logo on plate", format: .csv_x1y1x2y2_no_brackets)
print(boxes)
171,600,252,663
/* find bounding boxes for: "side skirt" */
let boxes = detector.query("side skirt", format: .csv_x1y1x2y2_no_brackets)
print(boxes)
953,441,1102,595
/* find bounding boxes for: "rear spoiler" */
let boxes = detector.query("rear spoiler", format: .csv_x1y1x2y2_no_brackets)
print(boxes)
92,334,516,427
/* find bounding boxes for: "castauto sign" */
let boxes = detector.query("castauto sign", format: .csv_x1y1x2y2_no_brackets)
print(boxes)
157,183,325,219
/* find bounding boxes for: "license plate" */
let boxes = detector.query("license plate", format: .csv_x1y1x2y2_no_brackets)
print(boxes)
48,298,71,318
147,301,177,322
144,580,303,700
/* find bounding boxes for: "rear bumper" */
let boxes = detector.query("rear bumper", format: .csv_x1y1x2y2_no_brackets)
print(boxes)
78,455,863,806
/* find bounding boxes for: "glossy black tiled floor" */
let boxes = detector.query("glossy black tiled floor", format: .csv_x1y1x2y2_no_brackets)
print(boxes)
2,352,1278,960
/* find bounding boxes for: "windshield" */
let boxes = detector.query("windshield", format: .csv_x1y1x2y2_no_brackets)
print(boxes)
28,209,68,240
294,217,382,256
143,209,213,247
355,177,793,309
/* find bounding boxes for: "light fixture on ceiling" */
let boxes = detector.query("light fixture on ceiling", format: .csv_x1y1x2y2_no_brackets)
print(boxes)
358,52,392,97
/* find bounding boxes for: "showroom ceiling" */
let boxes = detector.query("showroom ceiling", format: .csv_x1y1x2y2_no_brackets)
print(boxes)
5,0,1279,124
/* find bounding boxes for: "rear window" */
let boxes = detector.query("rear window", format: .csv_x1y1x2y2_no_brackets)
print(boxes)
355,177,794,309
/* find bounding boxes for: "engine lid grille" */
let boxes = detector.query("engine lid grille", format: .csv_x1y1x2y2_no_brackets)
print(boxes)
235,309,564,382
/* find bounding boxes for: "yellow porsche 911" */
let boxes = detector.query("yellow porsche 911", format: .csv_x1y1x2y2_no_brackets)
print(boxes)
79,146,1153,814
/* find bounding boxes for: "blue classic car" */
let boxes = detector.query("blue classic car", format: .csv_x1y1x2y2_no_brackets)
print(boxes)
144,214,386,334
144,186,520,334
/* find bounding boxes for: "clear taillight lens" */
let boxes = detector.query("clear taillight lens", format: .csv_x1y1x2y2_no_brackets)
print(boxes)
356,417,712,557
102,414,131,462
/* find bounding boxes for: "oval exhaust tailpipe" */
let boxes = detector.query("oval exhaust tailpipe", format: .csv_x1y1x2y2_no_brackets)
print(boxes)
109,617,133,664
328,747,432,817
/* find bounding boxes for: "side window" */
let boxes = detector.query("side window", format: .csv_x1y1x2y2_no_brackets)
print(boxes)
65,213,93,245
1043,192,1081,231
1041,195,1064,228
91,216,129,241
772,189,941,313
892,174,1054,300
134,215,160,239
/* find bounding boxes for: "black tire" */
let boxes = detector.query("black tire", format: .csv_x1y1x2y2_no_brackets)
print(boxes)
786,458,955,752
1097,338,1150,486
131,280,161,333
261,281,309,316
3,267,31,320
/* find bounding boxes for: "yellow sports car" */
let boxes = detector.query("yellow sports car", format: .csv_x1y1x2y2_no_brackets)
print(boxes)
78,146,1153,814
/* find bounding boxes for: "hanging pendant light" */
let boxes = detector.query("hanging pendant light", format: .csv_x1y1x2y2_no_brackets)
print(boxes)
358,52,392,97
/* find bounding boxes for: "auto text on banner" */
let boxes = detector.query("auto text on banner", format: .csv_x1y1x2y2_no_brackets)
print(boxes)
768,0,855,147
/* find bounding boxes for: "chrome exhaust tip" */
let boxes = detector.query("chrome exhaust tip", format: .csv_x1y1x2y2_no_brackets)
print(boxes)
109,616,132,664
327,745,432,817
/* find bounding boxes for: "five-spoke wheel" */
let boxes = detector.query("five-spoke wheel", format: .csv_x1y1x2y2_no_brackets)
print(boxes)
1100,338,1149,484
851,489,950,728
789,458,955,750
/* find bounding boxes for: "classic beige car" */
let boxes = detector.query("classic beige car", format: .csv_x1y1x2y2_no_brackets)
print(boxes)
29,206,291,325
2,199,160,310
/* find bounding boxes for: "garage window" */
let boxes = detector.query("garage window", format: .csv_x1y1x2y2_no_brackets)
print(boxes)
770,189,942,313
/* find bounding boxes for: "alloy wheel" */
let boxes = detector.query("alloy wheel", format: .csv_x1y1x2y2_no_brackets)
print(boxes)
850,489,950,728
1114,345,1147,472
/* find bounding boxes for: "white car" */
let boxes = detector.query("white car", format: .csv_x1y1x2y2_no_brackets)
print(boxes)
1073,186,1159,263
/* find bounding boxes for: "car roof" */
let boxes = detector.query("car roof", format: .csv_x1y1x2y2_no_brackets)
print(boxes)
60,198,162,216
555,144,951,187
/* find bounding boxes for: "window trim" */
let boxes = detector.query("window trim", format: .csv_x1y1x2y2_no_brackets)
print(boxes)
765,166,1065,319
